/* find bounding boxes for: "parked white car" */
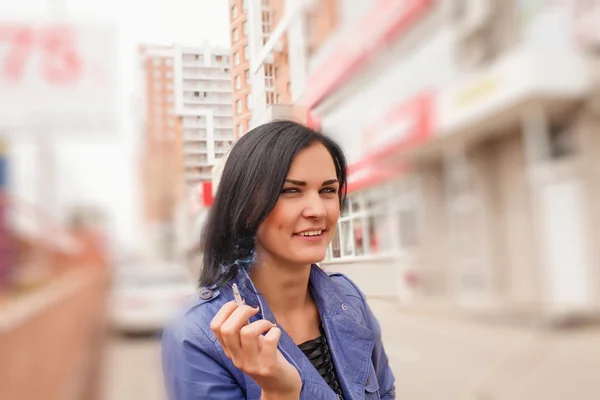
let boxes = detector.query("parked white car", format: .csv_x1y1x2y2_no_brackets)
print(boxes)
110,263,198,333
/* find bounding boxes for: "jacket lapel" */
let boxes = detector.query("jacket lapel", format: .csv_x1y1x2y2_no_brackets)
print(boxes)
310,265,375,399
233,266,375,399
233,269,334,395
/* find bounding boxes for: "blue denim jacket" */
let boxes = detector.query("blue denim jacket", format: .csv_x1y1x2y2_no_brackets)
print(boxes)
161,264,396,399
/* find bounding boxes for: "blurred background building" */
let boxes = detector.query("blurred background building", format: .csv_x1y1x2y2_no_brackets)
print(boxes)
139,43,234,261
3,1,600,399
212,0,600,322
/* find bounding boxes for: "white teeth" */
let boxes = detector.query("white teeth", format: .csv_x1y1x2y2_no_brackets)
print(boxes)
300,230,322,237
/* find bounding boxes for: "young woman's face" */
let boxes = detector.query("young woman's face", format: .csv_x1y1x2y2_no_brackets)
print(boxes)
255,142,341,267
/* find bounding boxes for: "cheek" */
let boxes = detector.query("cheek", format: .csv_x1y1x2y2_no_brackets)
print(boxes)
326,201,341,221
258,206,292,239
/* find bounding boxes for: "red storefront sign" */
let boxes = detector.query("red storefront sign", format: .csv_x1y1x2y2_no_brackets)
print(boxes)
346,91,435,193
198,181,214,207
305,0,433,109
346,162,406,194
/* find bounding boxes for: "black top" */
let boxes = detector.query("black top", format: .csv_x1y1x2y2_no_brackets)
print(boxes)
298,327,344,399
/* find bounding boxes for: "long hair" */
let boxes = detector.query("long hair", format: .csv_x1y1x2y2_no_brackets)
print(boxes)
199,120,347,287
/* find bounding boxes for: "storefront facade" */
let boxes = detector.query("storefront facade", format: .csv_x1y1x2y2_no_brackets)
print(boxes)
308,1,600,319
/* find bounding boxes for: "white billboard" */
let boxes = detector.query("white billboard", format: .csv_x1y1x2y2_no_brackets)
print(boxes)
0,20,119,133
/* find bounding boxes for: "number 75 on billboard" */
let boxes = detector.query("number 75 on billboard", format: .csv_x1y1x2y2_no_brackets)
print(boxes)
0,21,119,133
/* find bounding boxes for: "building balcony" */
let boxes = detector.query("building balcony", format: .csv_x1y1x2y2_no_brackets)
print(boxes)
183,146,208,154
185,172,212,182
181,122,207,129
181,60,206,67
184,160,212,168
214,136,235,142
181,72,230,81
183,85,232,93
182,95,232,103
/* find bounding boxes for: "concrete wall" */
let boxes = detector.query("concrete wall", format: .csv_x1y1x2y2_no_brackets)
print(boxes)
321,258,398,299
0,268,109,400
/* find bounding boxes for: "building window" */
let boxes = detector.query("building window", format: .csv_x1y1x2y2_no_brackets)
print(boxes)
236,99,242,113
549,120,578,160
265,65,274,88
232,28,239,42
216,55,223,62
194,91,200,97
234,52,240,65
266,92,275,104
153,57,161,66
243,45,249,61
243,21,248,36
165,58,173,66
246,93,252,110
166,83,173,90
232,5,238,18
154,82,162,90
165,71,173,78
325,182,420,261
262,11,271,34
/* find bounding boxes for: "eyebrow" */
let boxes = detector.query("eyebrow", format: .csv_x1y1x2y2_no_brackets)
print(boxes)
285,179,339,186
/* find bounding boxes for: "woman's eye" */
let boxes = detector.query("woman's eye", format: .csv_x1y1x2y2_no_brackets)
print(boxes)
321,187,338,194
281,188,300,194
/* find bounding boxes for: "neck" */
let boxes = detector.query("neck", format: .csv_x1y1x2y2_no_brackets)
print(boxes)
249,255,312,317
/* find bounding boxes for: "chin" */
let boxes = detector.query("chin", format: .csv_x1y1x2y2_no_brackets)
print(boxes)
293,250,327,265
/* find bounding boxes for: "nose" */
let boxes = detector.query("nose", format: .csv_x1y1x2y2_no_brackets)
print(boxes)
302,191,326,219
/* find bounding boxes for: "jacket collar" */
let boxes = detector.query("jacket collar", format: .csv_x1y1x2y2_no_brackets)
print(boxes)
230,265,374,399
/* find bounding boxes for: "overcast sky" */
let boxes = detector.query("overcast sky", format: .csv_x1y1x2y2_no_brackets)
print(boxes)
1,0,230,251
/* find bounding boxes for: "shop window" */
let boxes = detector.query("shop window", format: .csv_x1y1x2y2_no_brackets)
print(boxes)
549,121,577,160
398,208,418,248
331,227,341,258
326,180,420,261
340,220,354,257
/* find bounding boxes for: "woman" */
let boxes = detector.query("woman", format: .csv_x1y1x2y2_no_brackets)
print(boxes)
162,120,395,400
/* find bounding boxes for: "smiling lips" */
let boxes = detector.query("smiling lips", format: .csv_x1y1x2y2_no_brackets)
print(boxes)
294,229,326,238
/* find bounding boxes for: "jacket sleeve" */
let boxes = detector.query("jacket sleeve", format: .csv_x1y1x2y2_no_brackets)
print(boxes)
161,317,245,400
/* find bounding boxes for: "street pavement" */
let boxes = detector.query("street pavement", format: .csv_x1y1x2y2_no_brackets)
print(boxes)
102,299,600,400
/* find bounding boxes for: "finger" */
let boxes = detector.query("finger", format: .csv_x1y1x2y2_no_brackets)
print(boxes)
240,319,276,359
220,305,260,359
259,326,282,361
210,301,238,347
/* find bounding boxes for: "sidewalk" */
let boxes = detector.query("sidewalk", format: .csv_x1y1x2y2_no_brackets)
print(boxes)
368,298,600,400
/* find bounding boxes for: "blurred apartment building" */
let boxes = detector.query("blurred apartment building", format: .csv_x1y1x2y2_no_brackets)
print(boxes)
214,0,600,322
213,0,315,193
306,0,600,321
139,44,234,260
228,0,295,138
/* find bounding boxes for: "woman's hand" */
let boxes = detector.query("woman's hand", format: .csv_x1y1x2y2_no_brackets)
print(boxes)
210,301,301,399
